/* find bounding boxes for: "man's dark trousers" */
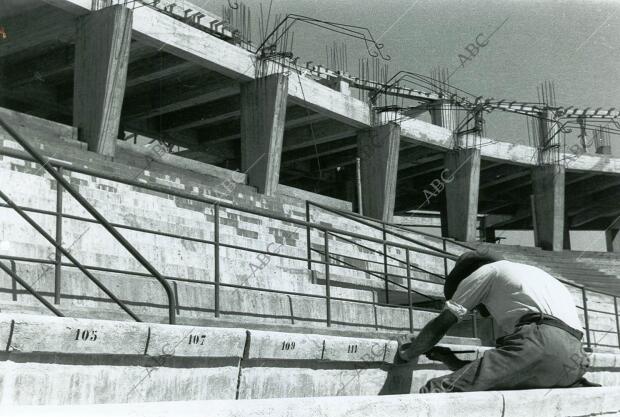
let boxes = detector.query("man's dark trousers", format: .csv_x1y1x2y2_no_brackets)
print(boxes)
420,322,589,392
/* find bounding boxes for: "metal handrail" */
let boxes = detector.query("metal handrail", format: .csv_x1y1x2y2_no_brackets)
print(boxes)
0,117,176,324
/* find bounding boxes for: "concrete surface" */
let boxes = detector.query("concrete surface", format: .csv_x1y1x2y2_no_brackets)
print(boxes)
146,323,246,358
9,314,147,356
0,361,240,405
357,123,400,222
240,73,288,195
2,387,620,416
0,313,617,405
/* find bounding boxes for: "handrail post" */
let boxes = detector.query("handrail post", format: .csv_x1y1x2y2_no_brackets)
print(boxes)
382,224,389,304
54,167,63,305
214,203,220,318
306,200,312,270
582,288,591,348
614,296,620,350
406,249,413,333
10,260,17,301
324,230,331,327
442,239,448,277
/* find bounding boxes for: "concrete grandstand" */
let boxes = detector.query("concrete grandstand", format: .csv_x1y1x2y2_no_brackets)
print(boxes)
0,0,619,415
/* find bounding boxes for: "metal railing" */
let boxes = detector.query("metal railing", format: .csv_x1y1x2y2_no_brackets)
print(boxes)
0,118,618,348
0,119,458,335
0,117,176,324
0,197,451,333
306,201,620,350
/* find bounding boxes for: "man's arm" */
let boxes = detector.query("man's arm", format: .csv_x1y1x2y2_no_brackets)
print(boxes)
399,310,458,362
426,346,472,371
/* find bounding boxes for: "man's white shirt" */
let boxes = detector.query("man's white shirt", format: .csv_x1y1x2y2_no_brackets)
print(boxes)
444,260,583,336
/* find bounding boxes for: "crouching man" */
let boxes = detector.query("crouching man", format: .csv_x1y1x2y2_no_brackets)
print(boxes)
398,249,596,393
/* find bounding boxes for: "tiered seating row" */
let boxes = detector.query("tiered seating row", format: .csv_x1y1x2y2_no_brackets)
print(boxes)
0,314,616,406
8,387,618,417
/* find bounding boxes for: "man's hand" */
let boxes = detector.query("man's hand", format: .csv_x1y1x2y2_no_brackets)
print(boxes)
425,346,457,362
395,333,417,364
394,310,458,364
425,346,470,371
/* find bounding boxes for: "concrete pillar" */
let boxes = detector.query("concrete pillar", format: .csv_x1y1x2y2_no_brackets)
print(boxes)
531,164,565,251
606,229,620,252
429,100,459,132
536,109,560,164
443,148,481,242
240,73,288,195
73,5,132,157
357,122,400,222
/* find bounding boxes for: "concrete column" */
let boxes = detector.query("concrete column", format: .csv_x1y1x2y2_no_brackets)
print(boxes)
357,122,400,222
443,148,481,242
531,164,565,251
73,5,132,157
240,73,288,195
606,229,620,252
429,100,459,132
537,109,560,164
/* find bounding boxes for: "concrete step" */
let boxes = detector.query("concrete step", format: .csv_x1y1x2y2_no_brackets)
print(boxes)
11,387,619,417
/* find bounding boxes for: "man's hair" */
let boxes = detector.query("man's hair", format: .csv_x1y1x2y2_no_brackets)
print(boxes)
444,249,504,300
